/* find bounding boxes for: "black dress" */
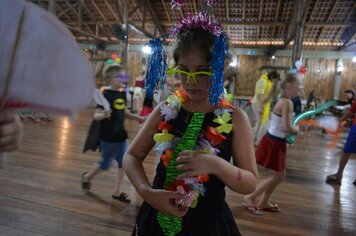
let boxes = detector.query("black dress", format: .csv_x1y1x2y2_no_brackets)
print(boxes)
133,107,241,236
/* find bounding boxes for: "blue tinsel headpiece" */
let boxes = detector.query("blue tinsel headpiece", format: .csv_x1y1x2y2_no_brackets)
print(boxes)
209,33,227,105
145,12,227,105
145,38,168,99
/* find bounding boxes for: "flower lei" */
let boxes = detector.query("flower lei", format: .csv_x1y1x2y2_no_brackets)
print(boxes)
154,86,236,235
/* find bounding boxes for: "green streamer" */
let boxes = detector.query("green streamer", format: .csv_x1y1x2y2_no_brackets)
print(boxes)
157,112,205,236
287,101,337,144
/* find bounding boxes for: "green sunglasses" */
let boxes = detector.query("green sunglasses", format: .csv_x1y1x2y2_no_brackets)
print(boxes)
167,67,211,84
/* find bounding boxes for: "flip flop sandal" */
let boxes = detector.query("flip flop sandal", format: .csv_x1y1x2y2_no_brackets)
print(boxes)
81,172,91,193
260,203,281,212
325,175,342,184
112,192,131,203
243,204,263,215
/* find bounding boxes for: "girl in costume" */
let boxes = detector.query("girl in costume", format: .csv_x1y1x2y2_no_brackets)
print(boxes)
242,74,300,215
123,12,257,236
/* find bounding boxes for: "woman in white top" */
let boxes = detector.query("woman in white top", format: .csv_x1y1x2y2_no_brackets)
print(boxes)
242,73,301,215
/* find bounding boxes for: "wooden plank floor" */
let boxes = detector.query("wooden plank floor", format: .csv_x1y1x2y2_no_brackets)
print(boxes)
1,108,355,236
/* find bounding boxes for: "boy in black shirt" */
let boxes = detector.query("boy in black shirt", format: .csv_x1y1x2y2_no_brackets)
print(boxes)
82,65,145,202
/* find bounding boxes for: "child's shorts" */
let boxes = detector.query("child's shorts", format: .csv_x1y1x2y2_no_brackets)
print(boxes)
344,125,356,153
99,140,128,170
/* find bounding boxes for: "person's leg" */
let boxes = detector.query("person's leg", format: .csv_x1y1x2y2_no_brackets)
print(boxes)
258,170,285,209
82,141,115,192
326,152,352,180
327,125,356,183
252,103,262,144
256,119,269,145
112,140,130,202
243,172,280,205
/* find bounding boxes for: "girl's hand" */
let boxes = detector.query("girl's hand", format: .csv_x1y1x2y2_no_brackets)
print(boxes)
176,150,216,179
142,188,188,217
0,111,23,152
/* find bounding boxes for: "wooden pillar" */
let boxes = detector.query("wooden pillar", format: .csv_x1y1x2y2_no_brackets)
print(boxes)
122,0,129,74
291,0,307,65
333,59,343,100
48,0,56,15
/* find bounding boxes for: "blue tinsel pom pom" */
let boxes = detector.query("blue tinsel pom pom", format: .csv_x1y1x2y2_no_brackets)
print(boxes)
145,38,168,98
209,34,227,105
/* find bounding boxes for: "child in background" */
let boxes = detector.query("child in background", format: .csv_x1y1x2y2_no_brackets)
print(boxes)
326,95,356,186
243,74,301,215
81,65,145,202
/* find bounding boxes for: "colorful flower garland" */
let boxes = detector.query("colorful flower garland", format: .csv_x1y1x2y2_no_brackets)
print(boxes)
154,87,236,235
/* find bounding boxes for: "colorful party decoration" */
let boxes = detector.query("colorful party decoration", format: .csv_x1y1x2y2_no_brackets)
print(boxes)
287,101,337,144
299,66,308,74
295,60,303,70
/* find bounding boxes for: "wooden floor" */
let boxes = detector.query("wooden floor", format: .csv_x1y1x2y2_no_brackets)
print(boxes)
1,108,355,236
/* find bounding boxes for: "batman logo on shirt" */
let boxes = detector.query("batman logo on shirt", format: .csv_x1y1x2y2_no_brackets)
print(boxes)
113,98,126,110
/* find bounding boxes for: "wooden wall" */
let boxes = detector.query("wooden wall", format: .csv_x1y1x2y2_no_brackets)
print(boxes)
235,55,355,101
235,55,291,96
121,51,356,101
340,59,356,98
127,51,144,86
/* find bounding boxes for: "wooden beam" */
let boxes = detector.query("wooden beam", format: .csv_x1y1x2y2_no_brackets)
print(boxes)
304,0,318,42
242,0,245,41
57,1,79,18
339,31,356,50
129,4,140,18
143,0,167,40
90,0,107,21
104,0,120,22
128,23,155,39
78,0,83,29
80,0,98,22
271,0,281,39
337,2,356,50
193,0,198,14
291,0,308,63
48,0,56,14
284,0,299,47
161,0,172,22
67,20,352,28
256,0,263,40
316,0,338,43
67,26,110,42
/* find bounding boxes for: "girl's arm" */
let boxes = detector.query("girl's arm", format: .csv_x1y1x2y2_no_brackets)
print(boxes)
125,109,146,122
213,108,258,194
281,99,299,134
123,103,187,217
176,108,258,195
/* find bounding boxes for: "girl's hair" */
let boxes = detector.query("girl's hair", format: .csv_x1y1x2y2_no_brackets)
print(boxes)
280,73,298,90
173,28,215,65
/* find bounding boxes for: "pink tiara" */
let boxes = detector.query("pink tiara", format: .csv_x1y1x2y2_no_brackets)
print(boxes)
170,12,223,37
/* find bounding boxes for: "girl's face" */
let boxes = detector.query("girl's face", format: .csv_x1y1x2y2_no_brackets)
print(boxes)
177,50,211,102
289,80,302,97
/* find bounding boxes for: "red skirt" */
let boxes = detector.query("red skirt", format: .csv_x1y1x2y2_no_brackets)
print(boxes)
256,133,286,172
140,105,154,117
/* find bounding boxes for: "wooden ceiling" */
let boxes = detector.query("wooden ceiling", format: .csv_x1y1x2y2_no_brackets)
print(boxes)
32,0,356,51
